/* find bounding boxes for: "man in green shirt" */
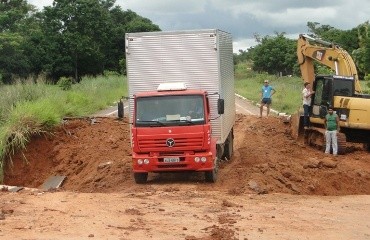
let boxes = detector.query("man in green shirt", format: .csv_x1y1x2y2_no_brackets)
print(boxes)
324,106,340,156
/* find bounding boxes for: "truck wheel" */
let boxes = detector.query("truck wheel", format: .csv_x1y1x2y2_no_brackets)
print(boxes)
205,158,219,183
134,173,148,184
222,130,234,160
117,99,124,119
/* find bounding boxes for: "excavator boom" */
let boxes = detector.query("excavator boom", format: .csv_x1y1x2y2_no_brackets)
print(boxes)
297,34,362,93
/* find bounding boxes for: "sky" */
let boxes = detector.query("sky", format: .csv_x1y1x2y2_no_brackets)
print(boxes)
29,0,370,53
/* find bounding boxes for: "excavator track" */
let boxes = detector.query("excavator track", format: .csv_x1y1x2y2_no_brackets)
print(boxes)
337,133,347,155
304,128,347,154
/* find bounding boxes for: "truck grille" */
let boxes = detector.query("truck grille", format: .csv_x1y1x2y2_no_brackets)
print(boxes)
138,136,204,151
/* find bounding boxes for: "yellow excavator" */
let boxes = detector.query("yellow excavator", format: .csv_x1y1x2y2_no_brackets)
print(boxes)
295,34,370,153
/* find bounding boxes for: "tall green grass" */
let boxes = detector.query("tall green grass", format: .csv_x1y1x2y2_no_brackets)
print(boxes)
234,64,303,114
0,75,127,181
234,62,370,114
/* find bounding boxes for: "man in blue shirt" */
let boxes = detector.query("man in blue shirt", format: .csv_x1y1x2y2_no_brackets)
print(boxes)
259,79,276,118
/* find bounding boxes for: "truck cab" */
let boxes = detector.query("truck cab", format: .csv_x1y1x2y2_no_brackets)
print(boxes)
131,83,224,183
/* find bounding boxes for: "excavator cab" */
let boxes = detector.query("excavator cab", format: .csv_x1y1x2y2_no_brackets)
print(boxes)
311,75,355,119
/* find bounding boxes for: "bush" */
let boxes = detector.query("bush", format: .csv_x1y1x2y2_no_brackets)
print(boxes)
58,77,73,91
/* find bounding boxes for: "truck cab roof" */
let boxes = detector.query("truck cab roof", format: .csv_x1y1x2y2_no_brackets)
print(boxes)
134,89,207,98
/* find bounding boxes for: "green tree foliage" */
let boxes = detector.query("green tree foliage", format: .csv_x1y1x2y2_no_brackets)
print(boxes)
306,21,370,78
0,0,36,32
107,8,160,73
307,22,359,54
39,0,116,82
358,22,370,75
251,33,296,76
0,33,31,83
233,48,255,65
37,0,160,82
0,0,37,83
0,0,160,84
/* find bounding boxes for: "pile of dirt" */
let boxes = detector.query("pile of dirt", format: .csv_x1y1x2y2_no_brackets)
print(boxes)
4,114,370,195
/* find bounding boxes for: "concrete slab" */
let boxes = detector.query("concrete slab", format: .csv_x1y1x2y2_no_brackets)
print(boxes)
0,185,24,192
39,176,66,191
9,186,24,192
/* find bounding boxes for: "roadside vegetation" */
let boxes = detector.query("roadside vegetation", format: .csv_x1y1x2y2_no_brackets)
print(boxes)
234,61,370,114
0,75,126,181
234,61,303,114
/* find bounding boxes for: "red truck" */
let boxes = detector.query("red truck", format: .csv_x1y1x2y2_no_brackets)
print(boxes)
125,29,235,183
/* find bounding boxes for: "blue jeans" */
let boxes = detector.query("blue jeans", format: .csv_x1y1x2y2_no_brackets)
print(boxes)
303,104,310,127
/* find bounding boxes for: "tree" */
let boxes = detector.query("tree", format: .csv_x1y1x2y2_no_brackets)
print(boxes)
0,33,31,83
38,0,114,82
36,1,160,82
306,21,370,78
251,34,296,76
106,8,160,73
0,0,36,32
0,0,37,83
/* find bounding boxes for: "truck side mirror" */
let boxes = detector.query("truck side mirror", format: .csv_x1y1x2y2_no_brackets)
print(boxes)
218,99,224,114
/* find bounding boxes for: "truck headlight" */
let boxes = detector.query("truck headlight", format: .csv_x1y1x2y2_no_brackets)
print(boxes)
137,159,143,165
201,157,207,163
143,159,150,164
194,157,200,163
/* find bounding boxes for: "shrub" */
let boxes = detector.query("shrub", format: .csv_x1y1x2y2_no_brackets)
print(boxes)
58,77,73,91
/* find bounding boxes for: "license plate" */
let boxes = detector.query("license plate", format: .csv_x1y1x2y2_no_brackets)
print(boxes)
164,157,180,163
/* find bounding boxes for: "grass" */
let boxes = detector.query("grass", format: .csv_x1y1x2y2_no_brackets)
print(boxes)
0,75,127,181
234,62,370,114
234,64,303,114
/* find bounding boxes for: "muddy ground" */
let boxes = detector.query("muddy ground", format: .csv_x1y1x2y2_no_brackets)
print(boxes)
1,114,370,239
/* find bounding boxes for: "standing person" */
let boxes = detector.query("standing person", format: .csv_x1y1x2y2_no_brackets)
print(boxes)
324,106,340,156
259,79,276,118
302,82,315,129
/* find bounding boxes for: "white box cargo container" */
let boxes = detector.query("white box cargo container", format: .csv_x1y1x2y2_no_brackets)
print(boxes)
125,29,235,144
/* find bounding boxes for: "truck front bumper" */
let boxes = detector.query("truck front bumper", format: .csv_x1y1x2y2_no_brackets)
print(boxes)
132,152,214,173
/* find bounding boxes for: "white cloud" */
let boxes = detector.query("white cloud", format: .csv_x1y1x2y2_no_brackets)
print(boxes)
233,38,258,53
26,0,370,53
117,0,205,15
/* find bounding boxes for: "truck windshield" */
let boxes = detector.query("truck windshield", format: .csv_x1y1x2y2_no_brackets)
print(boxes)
135,95,205,127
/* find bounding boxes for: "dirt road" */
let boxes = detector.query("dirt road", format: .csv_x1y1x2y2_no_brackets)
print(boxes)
1,100,370,239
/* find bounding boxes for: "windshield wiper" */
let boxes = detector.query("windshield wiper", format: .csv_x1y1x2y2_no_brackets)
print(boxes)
167,119,195,125
136,120,166,126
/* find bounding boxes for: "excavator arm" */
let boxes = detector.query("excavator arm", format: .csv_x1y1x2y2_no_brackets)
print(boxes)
297,34,362,93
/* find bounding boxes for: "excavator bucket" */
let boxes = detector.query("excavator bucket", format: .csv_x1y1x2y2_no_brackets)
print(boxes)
290,108,304,140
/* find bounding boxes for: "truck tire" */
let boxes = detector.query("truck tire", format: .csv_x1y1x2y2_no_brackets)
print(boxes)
134,173,148,184
222,129,234,160
205,158,219,183
117,100,124,119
